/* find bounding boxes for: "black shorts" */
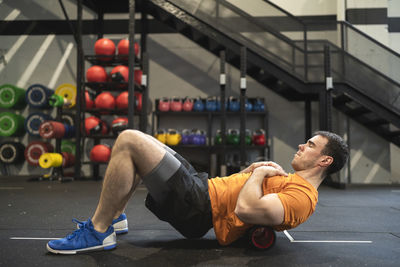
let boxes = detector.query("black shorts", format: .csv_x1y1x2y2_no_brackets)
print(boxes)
144,152,213,239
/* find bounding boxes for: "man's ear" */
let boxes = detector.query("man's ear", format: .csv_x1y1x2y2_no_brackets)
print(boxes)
319,156,333,168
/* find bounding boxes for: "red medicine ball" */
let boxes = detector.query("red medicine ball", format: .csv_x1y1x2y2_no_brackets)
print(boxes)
116,91,129,109
84,116,101,135
90,144,111,163
111,117,128,135
95,92,115,110
94,38,115,60
110,65,129,83
117,39,140,57
134,69,142,85
85,90,94,109
86,66,108,83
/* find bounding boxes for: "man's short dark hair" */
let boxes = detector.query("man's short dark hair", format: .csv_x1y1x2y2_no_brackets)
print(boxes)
313,131,349,175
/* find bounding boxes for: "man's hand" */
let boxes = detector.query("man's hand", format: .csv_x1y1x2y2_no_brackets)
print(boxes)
252,165,288,178
234,162,286,226
240,161,288,177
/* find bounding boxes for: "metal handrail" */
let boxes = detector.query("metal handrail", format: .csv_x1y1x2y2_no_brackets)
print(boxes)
341,20,400,58
165,0,400,89
262,0,306,26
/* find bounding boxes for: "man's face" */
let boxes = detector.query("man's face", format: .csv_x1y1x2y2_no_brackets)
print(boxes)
291,135,329,171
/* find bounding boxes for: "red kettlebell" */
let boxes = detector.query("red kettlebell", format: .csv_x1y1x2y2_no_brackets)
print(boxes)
110,65,129,83
253,129,266,146
85,90,95,109
117,39,140,57
111,117,128,135
158,97,170,112
94,92,115,110
94,38,115,61
115,91,128,109
86,65,108,83
170,97,182,112
90,144,111,163
182,97,194,111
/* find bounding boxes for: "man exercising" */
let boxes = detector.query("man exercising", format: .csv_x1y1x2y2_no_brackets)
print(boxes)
47,130,348,254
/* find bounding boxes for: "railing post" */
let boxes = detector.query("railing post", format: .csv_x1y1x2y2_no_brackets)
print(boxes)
128,0,136,129
340,22,346,81
75,0,83,179
319,45,333,131
239,47,247,170
304,24,308,81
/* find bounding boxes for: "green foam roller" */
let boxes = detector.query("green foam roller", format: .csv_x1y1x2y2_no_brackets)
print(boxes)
61,140,76,155
0,84,26,109
0,112,25,137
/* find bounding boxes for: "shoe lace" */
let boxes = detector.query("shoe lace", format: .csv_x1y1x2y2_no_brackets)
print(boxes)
67,219,90,240
74,218,85,228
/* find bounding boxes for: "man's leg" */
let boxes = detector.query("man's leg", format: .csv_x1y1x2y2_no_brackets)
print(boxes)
91,129,167,233
103,132,174,225
47,129,185,254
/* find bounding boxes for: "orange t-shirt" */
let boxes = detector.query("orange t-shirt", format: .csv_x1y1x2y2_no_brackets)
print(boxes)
207,172,318,245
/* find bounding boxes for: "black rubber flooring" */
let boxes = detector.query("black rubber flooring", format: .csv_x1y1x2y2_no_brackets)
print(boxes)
0,177,399,267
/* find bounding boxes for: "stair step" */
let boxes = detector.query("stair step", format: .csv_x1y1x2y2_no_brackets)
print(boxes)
388,130,400,137
346,106,370,117
333,94,352,106
362,118,389,127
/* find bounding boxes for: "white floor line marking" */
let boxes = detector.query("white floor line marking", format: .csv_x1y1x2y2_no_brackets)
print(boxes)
292,240,372,243
283,230,294,242
391,190,400,193
47,42,74,89
10,237,60,240
283,230,372,244
0,187,24,190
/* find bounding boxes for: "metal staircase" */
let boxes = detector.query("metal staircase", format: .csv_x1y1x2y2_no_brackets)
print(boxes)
84,0,400,146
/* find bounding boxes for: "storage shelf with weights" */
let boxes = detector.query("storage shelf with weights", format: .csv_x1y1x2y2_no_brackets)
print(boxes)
31,83,77,181
0,83,77,180
77,36,150,180
151,97,270,176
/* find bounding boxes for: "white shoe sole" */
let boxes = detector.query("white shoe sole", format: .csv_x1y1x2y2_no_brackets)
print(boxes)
46,242,117,255
113,219,128,234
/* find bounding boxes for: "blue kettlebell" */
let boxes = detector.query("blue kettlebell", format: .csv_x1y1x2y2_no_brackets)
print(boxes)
191,129,202,145
245,99,253,112
181,129,190,145
199,130,206,145
188,129,197,144
205,97,217,112
253,98,265,112
193,98,204,112
228,97,240,112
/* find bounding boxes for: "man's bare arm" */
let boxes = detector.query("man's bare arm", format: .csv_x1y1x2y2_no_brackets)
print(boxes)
235,165,287,226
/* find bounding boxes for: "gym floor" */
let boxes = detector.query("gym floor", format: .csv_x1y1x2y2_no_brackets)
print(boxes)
0,177,399,267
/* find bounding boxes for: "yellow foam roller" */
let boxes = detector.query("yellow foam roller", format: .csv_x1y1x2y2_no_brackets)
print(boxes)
55,83,76,108
39,153,63,168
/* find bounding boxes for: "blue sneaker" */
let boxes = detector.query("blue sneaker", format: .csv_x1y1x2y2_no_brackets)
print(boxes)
112,213,128,234
76,213,128,235
47,219,116,254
